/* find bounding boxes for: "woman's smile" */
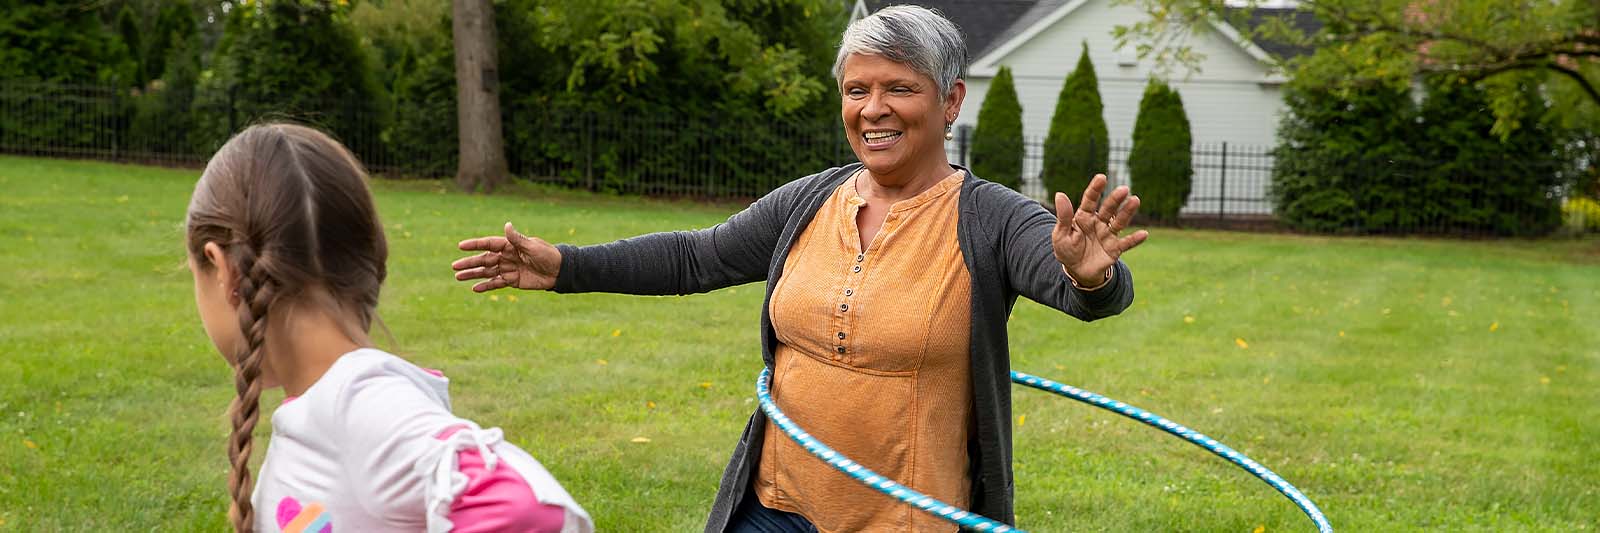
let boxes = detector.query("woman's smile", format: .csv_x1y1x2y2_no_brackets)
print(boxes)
862,129,904,149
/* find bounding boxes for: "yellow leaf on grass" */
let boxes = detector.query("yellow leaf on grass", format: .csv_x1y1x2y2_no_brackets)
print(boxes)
1017,415,1025,426
23,439,37,449
631,437,651,443
116,195,130,203
1338,330,1345,337
611,329,622,337
1253,525,1266,533
1557,365,1567,373
699,382,713,389
596,359,608,366
507,294,519,302
1183,315,1195,324
1539,376,1551,385
1235,338,1249,349
1489,322,1499,332
1263,376,1272,385
488,294,500,301
647,401,657,409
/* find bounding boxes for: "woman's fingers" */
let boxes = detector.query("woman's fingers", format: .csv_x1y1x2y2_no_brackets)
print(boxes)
1108,194,1140,234
1054,192,1075,232
451,251,499,272
1078,174,1108,216
1116,230,1150,253
471,275,510,293
1097,185,1129,223
458,235,508,252
454,265,498,281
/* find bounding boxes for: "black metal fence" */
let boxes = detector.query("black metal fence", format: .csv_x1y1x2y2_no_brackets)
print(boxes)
945,131,1275,220
3,81,1586,236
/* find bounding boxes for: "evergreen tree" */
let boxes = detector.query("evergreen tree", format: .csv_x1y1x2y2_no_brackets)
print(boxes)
1270,80,1416,232
0,1,134,83
1416,74,1563,235
195,0,387,158
1041,42,1108,198
1128,79,1192,221
970,66,1024,190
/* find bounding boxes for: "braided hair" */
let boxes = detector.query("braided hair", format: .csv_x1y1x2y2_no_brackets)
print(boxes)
186,123,387,531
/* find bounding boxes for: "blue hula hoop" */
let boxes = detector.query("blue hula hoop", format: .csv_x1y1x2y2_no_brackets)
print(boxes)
755,367,1333,532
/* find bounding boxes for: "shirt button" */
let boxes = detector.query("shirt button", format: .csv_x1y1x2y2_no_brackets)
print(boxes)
840,304,849,312
835,345,846,354
852,265,862,273
837,332,846,339
844,288,853,296
856,254,864,262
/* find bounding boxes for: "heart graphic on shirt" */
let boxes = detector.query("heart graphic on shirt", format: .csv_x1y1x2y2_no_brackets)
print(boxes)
275,496,332,533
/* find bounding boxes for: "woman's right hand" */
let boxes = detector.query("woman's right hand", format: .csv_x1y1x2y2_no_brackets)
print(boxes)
452,222,562,292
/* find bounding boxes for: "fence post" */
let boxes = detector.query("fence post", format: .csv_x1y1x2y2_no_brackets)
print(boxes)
1218,142,1228,222
583,111,595,191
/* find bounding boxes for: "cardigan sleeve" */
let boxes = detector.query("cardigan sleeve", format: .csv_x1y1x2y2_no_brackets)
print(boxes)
550,172,820,296
987,183,1134,321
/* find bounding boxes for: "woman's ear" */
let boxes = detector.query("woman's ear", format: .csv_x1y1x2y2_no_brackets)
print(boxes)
202,242,241,307
945,78,967,120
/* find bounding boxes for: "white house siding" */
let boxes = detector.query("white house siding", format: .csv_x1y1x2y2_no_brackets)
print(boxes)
951,0,1281,213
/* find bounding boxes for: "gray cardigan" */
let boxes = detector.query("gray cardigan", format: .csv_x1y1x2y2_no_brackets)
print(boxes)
553,163,1134,531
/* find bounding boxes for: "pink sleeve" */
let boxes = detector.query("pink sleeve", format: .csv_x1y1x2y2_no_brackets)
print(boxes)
436,425,567,532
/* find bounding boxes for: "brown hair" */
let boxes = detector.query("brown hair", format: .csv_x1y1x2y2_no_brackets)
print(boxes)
186,123,388,531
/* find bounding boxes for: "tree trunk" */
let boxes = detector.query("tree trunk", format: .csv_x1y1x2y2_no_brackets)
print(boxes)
452,0,508,192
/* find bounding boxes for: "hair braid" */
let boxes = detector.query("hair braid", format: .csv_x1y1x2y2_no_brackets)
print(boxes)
225,245,276,533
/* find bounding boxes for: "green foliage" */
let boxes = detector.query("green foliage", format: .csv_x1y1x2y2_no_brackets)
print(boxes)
1127,80,1191,221
129,28,204,155
145,1,199,90
1115,0,1599,139
970,66,1024,190
1042,43,1108,198
116,6,144,84
1271,74,1567,235
1270,80,1418,233
0,1,135,83
1414,74,1564,236
1563,197,1600,232
531,0,840,116
194,0,388,158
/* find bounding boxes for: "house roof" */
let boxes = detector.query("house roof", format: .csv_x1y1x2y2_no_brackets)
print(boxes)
858,0,1042,62
853,1,1324,75
1224,7,1323,60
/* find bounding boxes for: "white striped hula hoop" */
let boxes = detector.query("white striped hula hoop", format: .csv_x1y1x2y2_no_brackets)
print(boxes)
755,368,1333,532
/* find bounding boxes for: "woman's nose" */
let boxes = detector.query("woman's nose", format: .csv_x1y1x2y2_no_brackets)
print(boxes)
860,91,890,121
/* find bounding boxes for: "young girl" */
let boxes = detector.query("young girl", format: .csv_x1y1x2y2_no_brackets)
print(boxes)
186,123,593,533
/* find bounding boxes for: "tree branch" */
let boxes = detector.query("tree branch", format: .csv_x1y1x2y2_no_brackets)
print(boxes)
1549,63,1600,107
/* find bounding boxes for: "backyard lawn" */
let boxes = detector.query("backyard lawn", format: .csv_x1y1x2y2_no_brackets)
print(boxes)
0,155,1596,531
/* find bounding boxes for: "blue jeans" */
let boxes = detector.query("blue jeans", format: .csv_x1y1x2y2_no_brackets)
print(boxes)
727,490,817,533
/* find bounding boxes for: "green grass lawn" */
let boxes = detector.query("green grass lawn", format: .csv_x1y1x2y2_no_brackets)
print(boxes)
1,155,1596,531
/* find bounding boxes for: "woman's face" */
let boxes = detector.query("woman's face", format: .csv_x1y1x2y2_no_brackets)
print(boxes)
839,53,963,183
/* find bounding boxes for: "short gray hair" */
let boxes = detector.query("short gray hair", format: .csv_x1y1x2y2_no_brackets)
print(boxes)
832,5,968,98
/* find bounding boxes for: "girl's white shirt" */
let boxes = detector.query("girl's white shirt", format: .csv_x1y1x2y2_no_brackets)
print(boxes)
252,348,593,533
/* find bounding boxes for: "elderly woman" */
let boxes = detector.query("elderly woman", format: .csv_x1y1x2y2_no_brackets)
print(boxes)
452,6,1147,532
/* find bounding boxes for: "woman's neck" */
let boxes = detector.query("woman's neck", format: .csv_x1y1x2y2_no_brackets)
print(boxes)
261,298,365,397
859,157,958,205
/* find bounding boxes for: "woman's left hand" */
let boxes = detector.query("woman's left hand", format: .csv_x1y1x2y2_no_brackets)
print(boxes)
1053,174,1150,287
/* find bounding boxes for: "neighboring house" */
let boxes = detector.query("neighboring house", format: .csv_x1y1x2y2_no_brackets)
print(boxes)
851,0,1318,213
